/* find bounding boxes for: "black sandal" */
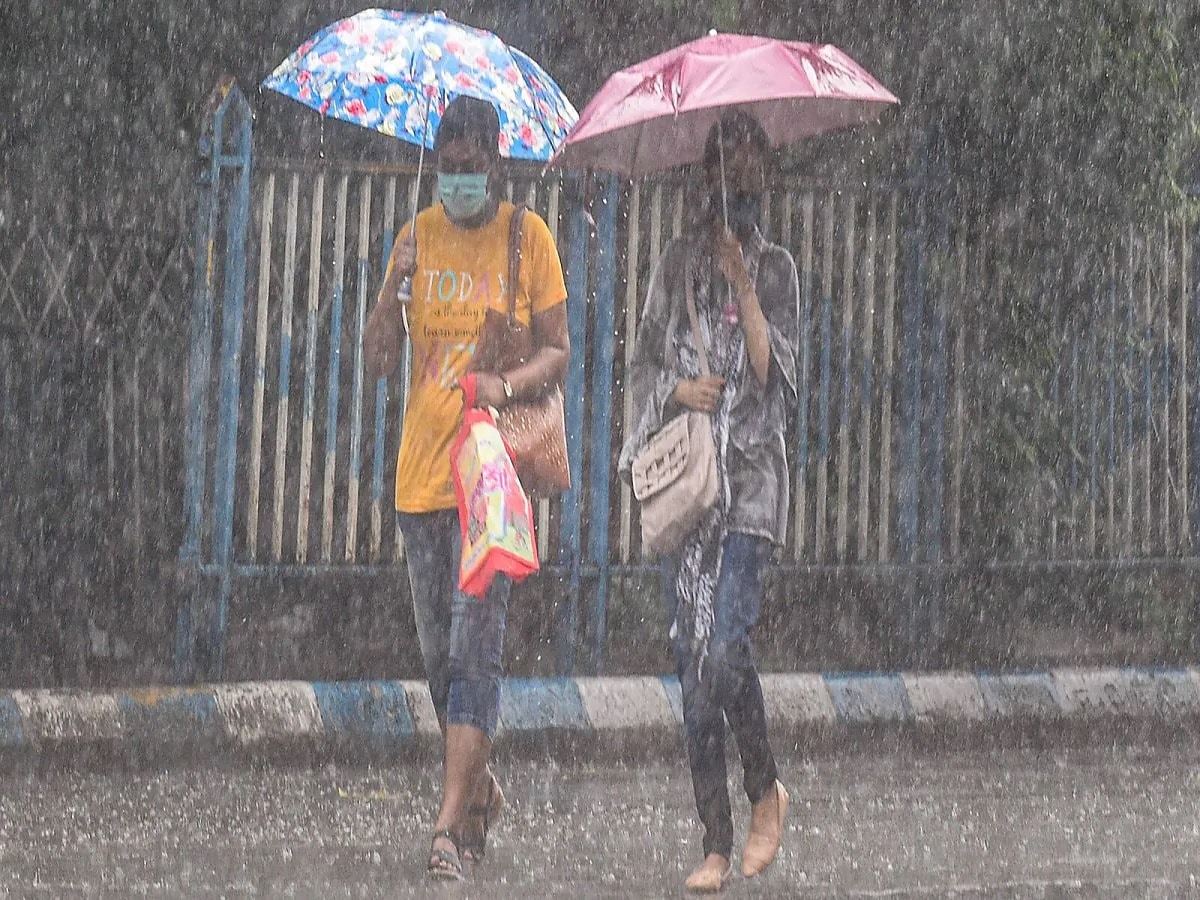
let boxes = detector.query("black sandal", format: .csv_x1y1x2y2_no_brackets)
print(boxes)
427,828,463,881
461,775,504,862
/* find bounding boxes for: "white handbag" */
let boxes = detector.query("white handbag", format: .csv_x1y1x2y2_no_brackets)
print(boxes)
630,264,719,556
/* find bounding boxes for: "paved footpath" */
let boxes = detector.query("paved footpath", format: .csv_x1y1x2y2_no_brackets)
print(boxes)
1,744,1198,897
1,666,1200,896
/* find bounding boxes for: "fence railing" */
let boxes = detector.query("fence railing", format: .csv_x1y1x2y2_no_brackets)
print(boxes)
4,83,1197,683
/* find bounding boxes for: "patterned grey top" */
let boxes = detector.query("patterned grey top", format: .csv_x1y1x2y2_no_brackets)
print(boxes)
619,228,801,546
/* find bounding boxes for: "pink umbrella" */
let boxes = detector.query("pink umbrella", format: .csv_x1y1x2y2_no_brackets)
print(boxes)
549,32,899,176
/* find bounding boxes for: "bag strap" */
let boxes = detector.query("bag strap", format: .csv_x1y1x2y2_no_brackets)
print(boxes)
684,255,710,377
507,204,527,327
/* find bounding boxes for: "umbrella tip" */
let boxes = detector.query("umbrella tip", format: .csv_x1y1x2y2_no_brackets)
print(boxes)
708,28,718,36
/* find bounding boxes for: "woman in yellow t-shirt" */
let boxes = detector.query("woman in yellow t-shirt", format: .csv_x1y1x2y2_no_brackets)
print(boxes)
364,96,569,881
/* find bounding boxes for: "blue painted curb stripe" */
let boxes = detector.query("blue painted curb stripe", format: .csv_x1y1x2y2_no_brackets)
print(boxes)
824,674,911,724
118,690,221,745
312,681,415,751
499,678,589,733
1,667,1198,760
0,696,24,748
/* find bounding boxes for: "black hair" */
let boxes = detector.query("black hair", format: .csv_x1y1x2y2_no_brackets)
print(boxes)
702,109,769,169
434,95,501,160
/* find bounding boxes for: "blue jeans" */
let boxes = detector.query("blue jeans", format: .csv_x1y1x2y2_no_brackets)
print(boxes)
397,510,510,738
662,532,779,860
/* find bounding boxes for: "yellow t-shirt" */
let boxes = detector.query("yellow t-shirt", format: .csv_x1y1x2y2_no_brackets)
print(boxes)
384,201,567,513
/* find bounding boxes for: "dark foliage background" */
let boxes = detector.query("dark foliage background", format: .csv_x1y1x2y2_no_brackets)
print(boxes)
2,0,1197,228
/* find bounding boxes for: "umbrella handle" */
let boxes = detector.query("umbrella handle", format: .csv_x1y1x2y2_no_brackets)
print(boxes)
717,120,728,229
398,89,437,304
409,89,436,234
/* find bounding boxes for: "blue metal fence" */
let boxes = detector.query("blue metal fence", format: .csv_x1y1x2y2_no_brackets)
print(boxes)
176,84,1199,681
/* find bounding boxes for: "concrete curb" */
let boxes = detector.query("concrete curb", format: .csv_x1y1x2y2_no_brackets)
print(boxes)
2,666,1199,767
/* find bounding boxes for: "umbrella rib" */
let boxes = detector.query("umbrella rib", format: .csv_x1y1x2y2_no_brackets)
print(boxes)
511,60,560,155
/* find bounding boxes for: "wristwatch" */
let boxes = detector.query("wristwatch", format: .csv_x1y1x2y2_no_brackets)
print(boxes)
500,376,514,404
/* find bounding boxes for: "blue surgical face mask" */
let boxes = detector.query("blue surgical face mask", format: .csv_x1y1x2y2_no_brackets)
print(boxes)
437,172,490,222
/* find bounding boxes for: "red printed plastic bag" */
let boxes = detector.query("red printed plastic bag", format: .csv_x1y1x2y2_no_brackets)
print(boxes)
451,375,540,598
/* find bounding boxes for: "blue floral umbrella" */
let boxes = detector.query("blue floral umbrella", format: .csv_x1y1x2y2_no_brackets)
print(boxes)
261,8,578,163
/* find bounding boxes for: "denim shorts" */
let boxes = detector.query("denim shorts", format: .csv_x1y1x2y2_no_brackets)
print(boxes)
396,509,510,737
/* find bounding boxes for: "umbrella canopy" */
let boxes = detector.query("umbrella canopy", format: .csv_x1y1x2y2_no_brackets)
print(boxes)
262,8,578,162
550,32,898,176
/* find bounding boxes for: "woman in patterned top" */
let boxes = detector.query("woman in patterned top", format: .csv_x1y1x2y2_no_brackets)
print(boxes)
619,111,800,894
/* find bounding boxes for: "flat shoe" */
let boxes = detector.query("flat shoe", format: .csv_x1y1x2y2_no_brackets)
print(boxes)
427,828,464,881
742,780,789,878
461,774,505,862
685,856,732,894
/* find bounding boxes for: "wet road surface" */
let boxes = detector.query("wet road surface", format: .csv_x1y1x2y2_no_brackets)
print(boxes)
1,743,1198,897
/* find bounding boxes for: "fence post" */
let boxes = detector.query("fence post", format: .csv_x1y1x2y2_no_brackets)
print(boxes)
558,175,591,675
1189,176,1200,550
175,79,253,682
1187,172,1200,649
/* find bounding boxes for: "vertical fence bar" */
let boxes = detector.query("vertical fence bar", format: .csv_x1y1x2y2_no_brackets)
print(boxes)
898,182,926,567
1179,217,1190,551
558,177,590,676
1106,262,1118,554
972,240,989,529
106,351,116,503
587,175,619,673
157,351,168,543
372,177,397,562
949,216,966,560
539,178,561,561
857,196,876,561
878,193,898,562
815,194,834,561
779,190,802,560
780,191,794,256
1049,331,1062,558
131,355,143,579
346,176,372,563
924,176,949,566
1161,215,1173,552
246,172,275,560
1069,328,1080,555
641,182,665,562
1192,206,1200,550
618,182,640,565
835,192,855,562
272,173,300,562
1088,282,1100,556
395,175,421,562
321,175,349,562
523,180,550,562
296,172,325,564
1124,231,1136,553
1142,228,1153,554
